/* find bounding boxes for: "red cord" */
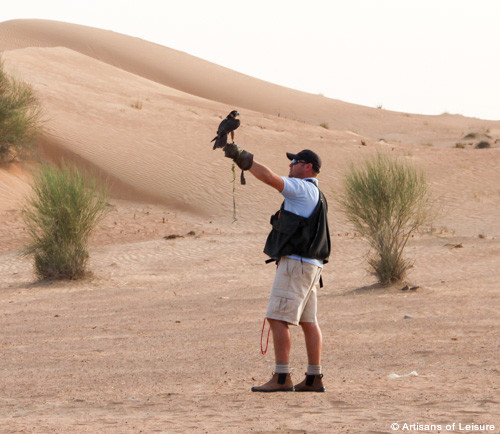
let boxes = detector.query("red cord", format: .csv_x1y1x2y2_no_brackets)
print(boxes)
260,318,271,355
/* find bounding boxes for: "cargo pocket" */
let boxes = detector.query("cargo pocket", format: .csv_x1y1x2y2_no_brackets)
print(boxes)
268,289,300,318
277,295,292,314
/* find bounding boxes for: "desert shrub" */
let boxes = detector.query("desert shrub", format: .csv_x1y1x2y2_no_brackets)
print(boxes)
463,132,477,139
22,163,109,280
475,141,491,149
340,153,431,285
0,57,41,162
130,99,143,110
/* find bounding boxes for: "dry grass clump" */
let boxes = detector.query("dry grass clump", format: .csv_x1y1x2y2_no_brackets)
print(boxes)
340,153,432,285
0,57,41,162
475,141,491,149
22,163,109,280
456,131,494,149
131,99,143,110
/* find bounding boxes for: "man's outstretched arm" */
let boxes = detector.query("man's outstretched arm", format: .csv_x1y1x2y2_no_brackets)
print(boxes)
223,144,284,192
249,161,284,192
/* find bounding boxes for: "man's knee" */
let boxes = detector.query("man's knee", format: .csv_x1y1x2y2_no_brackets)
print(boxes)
300,321,322,335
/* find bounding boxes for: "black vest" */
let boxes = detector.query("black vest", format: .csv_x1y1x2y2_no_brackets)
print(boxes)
263,181,331,264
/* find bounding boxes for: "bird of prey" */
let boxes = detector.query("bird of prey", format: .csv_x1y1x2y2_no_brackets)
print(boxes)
211,110,240,149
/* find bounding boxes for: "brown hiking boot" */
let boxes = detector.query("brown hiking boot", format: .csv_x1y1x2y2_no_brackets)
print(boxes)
251,373,294,392
294,373,325,392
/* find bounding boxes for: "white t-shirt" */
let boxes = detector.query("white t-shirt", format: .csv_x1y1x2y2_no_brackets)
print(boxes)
280,177,323,268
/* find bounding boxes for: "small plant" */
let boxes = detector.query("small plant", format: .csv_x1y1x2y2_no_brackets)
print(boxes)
22,163,109,280
131,99,143,110
319,122,329,129
475,141,491,149
0,57,41,162
463,132,477,139
340,153,432,285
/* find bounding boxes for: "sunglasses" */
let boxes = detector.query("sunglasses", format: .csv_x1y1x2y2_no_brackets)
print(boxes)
290,159,308,165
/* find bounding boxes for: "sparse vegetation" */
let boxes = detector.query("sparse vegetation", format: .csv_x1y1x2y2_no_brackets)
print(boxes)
22,163,109,280
475,141,491,149
0,57,41,162
131,100,143,110
319,122,329,129
456,135,493,149
340,153,432,285
463,132,477,139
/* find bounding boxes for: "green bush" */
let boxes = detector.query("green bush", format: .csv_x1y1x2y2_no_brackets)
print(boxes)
22,163,109,280
340,153,431,285
0,57,41,162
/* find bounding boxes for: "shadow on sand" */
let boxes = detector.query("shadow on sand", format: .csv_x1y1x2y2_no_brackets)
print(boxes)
341,282,416,296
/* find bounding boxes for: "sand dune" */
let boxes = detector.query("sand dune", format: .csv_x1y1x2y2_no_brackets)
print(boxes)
1,19,499,144
1,19,499,221
0,18,498,244
0,19,499,433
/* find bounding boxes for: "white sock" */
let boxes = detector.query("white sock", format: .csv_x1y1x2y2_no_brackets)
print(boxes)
307,364,322,376
275,363,291,374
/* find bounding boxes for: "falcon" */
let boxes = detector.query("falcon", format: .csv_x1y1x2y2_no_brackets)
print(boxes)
211,110,240,149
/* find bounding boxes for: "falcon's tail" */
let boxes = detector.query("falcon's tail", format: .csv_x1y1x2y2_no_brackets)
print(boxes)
212,134,227,150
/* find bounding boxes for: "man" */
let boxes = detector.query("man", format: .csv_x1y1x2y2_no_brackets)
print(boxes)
223,144,331,392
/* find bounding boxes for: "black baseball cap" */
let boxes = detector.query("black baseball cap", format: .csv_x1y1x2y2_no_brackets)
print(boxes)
286,149,321,173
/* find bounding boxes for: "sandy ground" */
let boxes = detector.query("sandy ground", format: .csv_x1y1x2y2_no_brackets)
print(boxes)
0,19,499,433
1,219,499,433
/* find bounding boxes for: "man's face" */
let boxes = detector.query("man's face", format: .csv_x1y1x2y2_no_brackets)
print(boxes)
288,159,310,178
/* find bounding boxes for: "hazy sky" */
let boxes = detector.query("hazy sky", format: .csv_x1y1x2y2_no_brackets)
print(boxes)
3,0,500,120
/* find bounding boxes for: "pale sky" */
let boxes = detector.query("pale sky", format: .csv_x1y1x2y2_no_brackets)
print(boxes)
2,0,500,120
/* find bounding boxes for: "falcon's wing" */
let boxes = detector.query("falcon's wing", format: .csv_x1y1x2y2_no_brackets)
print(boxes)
217,118,230,136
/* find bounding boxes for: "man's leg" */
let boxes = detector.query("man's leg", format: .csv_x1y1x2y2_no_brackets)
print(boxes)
251,318,294,392
268,319,291,363
300,321,322,365
294,321,325,392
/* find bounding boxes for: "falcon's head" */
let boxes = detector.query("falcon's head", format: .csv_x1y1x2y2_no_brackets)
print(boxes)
229,110,239,118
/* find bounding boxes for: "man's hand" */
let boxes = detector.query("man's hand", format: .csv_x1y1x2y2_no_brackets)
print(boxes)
223,143,254,171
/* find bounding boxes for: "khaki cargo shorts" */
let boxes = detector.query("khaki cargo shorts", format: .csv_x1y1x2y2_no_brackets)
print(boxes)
265,257,322,326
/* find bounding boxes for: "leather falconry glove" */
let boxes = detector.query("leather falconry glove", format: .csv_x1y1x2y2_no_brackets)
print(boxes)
223,143,254,184
223,143,253,170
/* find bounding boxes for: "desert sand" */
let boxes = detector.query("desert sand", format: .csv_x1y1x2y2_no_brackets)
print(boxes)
0,19,499,433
